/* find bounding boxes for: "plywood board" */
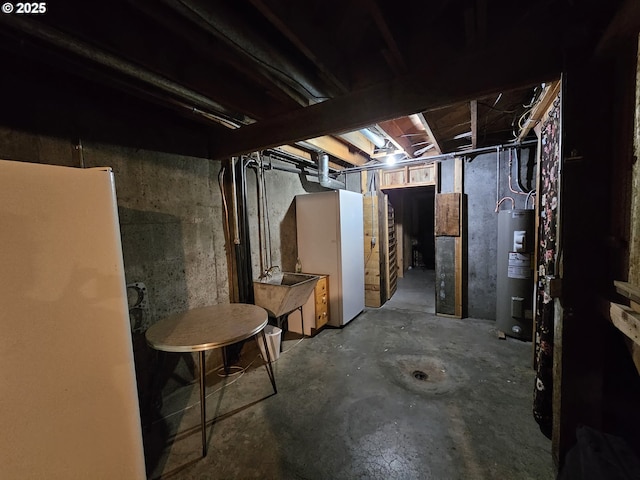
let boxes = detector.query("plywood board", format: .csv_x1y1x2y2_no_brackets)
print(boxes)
614,280,640,305
435,193,461,236
436,236,456,315
609,302,640,345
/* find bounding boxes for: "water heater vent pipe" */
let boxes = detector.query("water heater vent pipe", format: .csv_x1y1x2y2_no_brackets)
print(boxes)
318,153,345,189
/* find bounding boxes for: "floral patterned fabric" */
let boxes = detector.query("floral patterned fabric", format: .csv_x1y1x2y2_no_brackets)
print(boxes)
533,96,561,439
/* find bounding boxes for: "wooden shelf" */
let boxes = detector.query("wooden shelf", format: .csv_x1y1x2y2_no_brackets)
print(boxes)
363,193,397,307
606,281,640,376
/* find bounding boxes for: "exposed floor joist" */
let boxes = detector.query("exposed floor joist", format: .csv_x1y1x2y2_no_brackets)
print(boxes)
470,100,478,149
337,131,376,156
303,136,369,166
417,113,443,155
208,44,561,159
247,0,350,96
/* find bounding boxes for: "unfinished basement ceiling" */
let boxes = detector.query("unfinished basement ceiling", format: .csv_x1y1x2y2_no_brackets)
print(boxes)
0,0,625,164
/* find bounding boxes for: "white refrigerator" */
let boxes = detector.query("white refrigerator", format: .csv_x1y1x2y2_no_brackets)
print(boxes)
0,160,146,479
296,190,365,327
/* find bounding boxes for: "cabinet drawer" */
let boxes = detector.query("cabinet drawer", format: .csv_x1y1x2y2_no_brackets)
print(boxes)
315,292,328,310
315,277,327,296
316,308,328,329
300,274,329,334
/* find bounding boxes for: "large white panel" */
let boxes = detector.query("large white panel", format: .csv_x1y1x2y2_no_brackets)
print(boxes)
296,191,342,325
0,160,146,479
338,190,365,324
296,190,364,327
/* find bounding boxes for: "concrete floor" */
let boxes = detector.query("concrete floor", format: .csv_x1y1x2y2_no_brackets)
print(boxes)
144,269,555,479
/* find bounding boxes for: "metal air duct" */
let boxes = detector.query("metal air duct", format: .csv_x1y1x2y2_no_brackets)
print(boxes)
318,154,345,190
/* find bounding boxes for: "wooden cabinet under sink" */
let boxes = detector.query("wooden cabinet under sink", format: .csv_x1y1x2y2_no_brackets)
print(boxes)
288,274,329,337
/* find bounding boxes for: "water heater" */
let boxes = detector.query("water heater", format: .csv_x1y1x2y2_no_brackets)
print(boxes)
496,209,534,340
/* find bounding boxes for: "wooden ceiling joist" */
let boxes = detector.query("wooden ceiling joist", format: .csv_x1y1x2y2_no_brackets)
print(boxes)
365,1,407,74
271,145,342,171
208,46,561,159
337,131,376,156
377,119,415,156
470,100,478,149
517,80,561,141
304,136,369,166
247,0,350,95
417,113,443,155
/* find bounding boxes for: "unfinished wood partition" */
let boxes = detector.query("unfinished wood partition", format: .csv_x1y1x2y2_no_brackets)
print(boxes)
385,200,398,300
363,192,394,307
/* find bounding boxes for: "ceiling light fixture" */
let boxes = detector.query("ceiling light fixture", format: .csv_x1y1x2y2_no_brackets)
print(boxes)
385,153,399,165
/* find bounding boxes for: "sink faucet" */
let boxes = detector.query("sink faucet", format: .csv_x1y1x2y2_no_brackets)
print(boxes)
259,265,280,281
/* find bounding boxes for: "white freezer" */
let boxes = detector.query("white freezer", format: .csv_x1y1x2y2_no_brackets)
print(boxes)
0,160,146,479
295,190,365,327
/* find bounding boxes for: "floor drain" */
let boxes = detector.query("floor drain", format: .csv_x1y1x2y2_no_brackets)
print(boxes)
412,370,428,381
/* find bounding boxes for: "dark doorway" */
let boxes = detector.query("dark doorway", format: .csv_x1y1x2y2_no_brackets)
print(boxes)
386,186,436,274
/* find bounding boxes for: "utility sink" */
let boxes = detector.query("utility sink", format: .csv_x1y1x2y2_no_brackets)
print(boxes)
253,273,319,318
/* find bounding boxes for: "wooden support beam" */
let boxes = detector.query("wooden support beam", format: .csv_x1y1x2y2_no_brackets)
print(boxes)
208,45,561,159
476,0,488,45
364,0,407,74
517,80,561,141
417,113,443,155
464,7,476,48
596,0,640,56
247,0,349,95
378,119,415,156
470,100,478,149
607,301,640,376
614,280,640,305
304,136,369,166
338,131,376,156
609,302,640,345
271,145,313,161
272,145,342,170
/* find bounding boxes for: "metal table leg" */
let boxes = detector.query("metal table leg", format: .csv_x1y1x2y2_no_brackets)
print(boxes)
198,350,207,457
298,306,304,339
257,330,277,394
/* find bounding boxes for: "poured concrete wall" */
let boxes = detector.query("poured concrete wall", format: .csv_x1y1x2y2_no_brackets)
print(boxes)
0,127,231,420
0,129,229,322
245,166,307,278
244,163,355,279
464,149,535,320
435,149,535,320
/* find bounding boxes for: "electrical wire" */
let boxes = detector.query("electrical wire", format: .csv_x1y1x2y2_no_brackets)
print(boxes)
507,148,529,196
526,190,536,209
477,101,519,114
495,196,515,212
149,354,260,426
280,335,305,354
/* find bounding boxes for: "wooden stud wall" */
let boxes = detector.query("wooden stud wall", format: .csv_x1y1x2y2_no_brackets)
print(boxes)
364,193,386,307
363,192,397,307
385,198,398,299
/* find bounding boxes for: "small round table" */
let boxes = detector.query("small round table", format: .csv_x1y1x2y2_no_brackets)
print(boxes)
145,303,276,457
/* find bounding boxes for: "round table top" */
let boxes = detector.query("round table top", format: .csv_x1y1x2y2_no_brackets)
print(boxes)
145,304,268,353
